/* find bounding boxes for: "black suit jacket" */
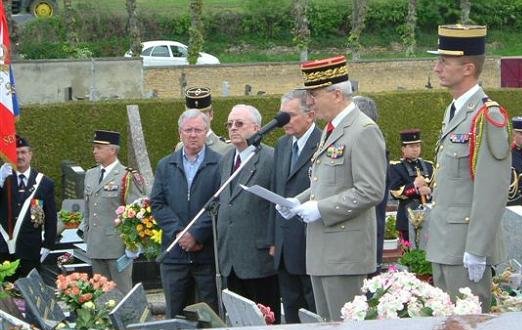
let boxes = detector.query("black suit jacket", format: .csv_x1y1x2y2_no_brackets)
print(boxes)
0,169,57,260
268,126,322,274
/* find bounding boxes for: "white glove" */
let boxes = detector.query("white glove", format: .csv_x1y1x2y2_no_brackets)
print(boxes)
276,198,300,220
292,200,321,223
0,163,12,188
40,247,50,263
463,252,486,283
125,248,141,259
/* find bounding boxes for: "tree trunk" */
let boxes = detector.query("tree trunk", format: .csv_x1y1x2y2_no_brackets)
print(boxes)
404,0,417,57
126,0,141,57
63,0,78,46
292,0,310,62
188,0,203,65
2,0,18,57
347,0,369,61
460,0,471,24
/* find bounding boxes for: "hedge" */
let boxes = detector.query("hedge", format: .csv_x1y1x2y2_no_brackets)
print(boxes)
15,89,522,204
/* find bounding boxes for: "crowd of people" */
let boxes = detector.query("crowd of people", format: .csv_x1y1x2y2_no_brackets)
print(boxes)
0,23,517,322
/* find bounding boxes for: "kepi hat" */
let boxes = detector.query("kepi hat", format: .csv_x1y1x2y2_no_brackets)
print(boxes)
185,87,212,111
513,117,522,132
299,55,351,89
428,24,487,56
93,130,120,146
400,129,422,145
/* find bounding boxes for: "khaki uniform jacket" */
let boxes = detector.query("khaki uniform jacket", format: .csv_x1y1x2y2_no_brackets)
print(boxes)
296,107,386,276
82,161,145,259
426,88,510,265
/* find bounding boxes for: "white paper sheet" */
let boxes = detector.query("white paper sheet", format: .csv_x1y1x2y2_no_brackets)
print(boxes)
240,184,299,208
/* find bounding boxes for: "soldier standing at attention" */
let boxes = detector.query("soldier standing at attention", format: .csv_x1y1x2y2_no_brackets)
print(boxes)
80,130,146,294
426,24,511,312
389,129,433,242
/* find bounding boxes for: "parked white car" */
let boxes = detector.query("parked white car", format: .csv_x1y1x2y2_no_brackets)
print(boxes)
124,40,220,67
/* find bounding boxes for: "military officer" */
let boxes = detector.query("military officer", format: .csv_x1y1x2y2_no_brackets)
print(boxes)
80,130,146,294
427,25,511,312
389,129,433,241
277,56,386,321
507,117,522,205
175,87,232,155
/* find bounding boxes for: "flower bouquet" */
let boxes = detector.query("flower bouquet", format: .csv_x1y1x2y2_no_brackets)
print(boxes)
114,197,162,260
491,259,522,312
341,270,481,320
58,210,83,229
398,239,432,281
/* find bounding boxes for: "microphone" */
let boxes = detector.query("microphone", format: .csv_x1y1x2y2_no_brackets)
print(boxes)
247,112,291,146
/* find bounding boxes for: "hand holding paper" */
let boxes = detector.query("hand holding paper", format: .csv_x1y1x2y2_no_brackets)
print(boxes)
276,198,300,219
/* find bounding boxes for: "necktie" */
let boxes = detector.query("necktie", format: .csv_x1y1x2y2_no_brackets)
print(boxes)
290,141,299,171
325,121,335,140
233,155,241,172
18,174,26,200
449,103,456,122
98,168,106,184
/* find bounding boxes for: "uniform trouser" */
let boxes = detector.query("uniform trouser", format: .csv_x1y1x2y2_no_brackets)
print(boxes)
278,264,315,323
160,263,218,319
432,263,492,312
91,258,133,295
310,274,365,322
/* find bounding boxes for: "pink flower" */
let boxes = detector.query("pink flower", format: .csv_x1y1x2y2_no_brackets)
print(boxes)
257,304,275,325
127,208,136,218
387,264,399,273
115,205,125,215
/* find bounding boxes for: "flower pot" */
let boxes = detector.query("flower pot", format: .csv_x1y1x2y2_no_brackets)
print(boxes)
63,222,80,229
383,238,398,250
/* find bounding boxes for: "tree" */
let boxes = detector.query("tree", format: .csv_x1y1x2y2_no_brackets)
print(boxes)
292,0,310,61
126,0,141,58
188,0,203,65
63,0,78,46
403,0,417,57
347,0,369,61
460,0,471,24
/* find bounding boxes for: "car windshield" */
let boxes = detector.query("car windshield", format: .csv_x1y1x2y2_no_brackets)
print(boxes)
151,46,170,57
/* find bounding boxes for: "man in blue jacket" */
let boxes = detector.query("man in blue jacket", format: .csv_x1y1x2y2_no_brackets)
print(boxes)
151,109,222,318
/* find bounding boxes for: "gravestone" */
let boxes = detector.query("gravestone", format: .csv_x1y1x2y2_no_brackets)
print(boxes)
298,308,324,323
126,318,198,330
15,269,66,330
109,282,152,330
61,160,85,200
127,105,154,194
183,302,226,328
501,206,522,263
0,308,32,330
221,289,266,327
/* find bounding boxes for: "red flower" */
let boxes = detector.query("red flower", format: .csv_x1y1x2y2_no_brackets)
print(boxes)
257,304,275,325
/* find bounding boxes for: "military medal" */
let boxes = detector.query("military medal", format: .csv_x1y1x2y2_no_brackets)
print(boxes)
449,132,471,143
326,144,345,159
30,199,45,228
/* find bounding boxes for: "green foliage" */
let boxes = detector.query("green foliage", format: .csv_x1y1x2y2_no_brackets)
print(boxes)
188,0,204,65
15,89,522,204
399,248,432,276
384,215,398,239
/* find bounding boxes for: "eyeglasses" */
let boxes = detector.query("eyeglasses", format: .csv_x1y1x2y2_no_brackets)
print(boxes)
181,128,206,135
308,88,335,99
225,120,246,129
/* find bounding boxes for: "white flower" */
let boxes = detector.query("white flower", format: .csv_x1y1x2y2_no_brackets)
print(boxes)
341,295,369,321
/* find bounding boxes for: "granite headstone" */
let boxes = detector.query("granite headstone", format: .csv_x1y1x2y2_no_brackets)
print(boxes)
109,283,152,330
221,289,266,327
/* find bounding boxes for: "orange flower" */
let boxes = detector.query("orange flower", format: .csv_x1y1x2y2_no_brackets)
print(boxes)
79,293,93,303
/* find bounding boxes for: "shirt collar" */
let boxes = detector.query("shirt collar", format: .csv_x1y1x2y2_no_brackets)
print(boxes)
100,159,119,175
15,167,31,179
292,122,316,153
453,84,480,113
331,102,355,128
183,145,206,163
235,145,256,163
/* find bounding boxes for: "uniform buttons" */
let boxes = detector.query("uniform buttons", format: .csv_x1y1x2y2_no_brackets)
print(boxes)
94,203,97,207
335,206,340,210
440,145,444,150
340,225,345,229
436,163,440,169
310,194,315,200
465,217,470,223
342,196,346,201
432,202,436,207
93,213,97,217
453,152,457,157
433,183,437,188
228,204,232,207
93,223,97,227
330,160,334,164
316,160,321,164
313,177,318,181
347,210,352,213
353,200,357,204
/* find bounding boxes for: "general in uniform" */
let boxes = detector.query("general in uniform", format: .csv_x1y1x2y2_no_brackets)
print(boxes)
81,130,146,294
175,87,232,155
389,129,433,241
426,25,511,312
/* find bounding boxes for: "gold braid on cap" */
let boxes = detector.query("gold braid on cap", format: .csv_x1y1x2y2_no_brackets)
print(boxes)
303,66,348,83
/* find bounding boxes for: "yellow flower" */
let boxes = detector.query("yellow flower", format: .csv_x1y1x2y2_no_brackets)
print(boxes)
145,221,153,228
83,301,96,310
146,206,152,213
151,229,162,244
136,224,144,232
106,299,116,308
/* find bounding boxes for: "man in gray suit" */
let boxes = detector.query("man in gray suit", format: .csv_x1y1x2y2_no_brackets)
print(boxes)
427,25,510,312
217,104,280,323
268,90,320,323
81,130,146,294
176,87,232,155
277,56,386,321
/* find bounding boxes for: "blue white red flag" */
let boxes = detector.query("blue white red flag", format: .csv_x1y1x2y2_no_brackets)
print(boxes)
0,1,19,165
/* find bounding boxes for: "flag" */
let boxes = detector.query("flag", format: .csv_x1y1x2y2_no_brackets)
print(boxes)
0,1,19,165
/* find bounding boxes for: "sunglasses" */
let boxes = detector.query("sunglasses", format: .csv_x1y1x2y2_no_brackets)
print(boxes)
225,120,246,129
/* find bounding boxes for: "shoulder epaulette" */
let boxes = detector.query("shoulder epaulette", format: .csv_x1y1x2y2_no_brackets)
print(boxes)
389,160,401,165
362,121,375,128
125,167,145,188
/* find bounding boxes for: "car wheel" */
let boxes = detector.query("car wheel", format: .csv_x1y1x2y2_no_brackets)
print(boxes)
30,0,56,18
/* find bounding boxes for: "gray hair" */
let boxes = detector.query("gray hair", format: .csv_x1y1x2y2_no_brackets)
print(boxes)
326,80,353,99
231,104,262,126
178,109,210,131
353,96,379,122
110,145,120,154
280,90,311,113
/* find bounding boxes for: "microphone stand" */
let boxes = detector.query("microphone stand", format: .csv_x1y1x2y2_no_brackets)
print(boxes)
155,143,262,320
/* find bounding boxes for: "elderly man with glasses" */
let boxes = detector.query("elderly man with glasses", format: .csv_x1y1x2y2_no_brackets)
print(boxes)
151,109,222,318
276,56,386,321
217,104,281,323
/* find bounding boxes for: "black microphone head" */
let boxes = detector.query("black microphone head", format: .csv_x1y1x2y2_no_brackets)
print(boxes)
275,112,291,127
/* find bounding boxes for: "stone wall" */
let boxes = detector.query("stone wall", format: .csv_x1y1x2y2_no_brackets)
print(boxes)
143,58,500,98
